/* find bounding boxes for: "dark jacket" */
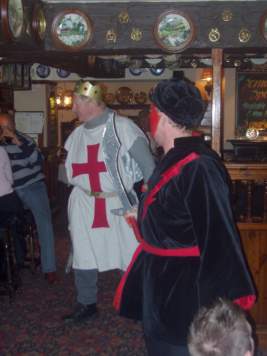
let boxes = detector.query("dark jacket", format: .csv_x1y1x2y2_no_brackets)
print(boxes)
115,136,256,346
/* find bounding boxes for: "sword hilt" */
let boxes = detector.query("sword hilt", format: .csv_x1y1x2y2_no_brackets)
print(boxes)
125,216,143,243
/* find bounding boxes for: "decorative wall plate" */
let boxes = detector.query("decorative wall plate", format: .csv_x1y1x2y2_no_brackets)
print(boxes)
116,87,134,104
36,64,50,78
32,5,46,43
129,67,142,76
56,68,71,78
51,9,93,51
134,91,147,104
150,67,165,76
154,10,194,53
1,0,24,40
103,92,115,105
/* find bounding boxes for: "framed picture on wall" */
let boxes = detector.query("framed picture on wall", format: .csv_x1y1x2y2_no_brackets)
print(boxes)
236,71,267,136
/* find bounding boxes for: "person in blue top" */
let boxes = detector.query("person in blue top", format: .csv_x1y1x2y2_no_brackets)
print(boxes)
0,113,57,284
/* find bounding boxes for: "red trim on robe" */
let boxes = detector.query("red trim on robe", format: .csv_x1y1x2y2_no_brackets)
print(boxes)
142,240,200,257
113,241,200,311
113,244,143,311
142,152,200,219
233,295,256,310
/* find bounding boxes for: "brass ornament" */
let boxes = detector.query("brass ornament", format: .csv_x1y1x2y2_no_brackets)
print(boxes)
131,27,142,41
246,128,259,140
233,59,242,67
118,10,129,24
221,9,233,22
106,29,117,43
208,28,221,42
238,28,251,43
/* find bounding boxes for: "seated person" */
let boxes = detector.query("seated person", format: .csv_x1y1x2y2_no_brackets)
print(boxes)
0,131,25,270
188,298,254,356
0,113,57,284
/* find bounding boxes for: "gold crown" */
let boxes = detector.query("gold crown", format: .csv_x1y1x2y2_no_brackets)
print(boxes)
74,81,103,101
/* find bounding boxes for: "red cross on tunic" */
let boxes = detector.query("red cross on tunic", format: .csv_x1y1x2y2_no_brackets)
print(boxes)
72,144,109,228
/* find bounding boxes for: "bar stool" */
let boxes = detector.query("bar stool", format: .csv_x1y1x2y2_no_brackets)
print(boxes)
0,217,20,302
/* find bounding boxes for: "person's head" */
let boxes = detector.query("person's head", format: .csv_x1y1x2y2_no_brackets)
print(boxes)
0,113,15,131
188,299,254,356
149,79,205,149
72,80,106,123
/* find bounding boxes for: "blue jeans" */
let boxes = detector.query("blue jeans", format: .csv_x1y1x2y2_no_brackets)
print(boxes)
16,180,56,273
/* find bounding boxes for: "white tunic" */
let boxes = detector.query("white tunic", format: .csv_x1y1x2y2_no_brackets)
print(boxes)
65,111,146,271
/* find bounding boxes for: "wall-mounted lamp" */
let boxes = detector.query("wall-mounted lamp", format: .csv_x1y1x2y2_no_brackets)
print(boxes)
55,88,73,110
201,68,213,97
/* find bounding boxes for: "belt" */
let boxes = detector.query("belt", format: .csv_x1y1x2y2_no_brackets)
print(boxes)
78,186,117,198
142,240,200,257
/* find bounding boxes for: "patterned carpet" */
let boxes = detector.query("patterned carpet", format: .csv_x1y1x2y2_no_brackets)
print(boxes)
0,214,147,356
1,212,266,356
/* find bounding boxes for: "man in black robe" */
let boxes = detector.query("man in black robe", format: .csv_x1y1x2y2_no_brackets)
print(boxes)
114,79,256,356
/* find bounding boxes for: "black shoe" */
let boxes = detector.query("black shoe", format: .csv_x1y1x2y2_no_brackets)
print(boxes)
63,303,97,324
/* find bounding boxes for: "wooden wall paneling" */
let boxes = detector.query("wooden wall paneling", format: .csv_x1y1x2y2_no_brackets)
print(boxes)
240,228,267,348
240,229,261,322
211,48,223,154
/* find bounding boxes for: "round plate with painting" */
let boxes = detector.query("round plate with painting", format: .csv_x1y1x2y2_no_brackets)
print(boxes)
56,68,71,78
51,9,93,51
36,64,51,78
1,0,24,40
154,10,194,53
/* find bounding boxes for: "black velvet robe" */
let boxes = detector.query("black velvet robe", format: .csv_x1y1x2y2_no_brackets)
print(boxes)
114,136,256,346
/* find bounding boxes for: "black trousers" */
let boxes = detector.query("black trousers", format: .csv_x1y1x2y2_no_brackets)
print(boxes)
0,191,23,217
145,336,190,356
0,192,26,266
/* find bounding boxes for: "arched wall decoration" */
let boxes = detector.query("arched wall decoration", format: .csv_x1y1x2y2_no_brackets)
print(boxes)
51,9,93,51
153,10,195,53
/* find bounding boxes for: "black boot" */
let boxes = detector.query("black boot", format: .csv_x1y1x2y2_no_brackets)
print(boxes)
63,303,97,324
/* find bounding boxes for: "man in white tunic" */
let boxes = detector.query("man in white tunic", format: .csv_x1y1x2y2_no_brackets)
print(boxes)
63,81,155,323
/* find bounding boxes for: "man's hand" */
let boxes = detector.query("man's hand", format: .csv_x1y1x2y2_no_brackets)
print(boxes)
2,127,21,145
124,207,142,243
124,206,138,224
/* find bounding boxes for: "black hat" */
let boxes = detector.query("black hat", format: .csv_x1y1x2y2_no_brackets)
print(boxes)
150,79,205,129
